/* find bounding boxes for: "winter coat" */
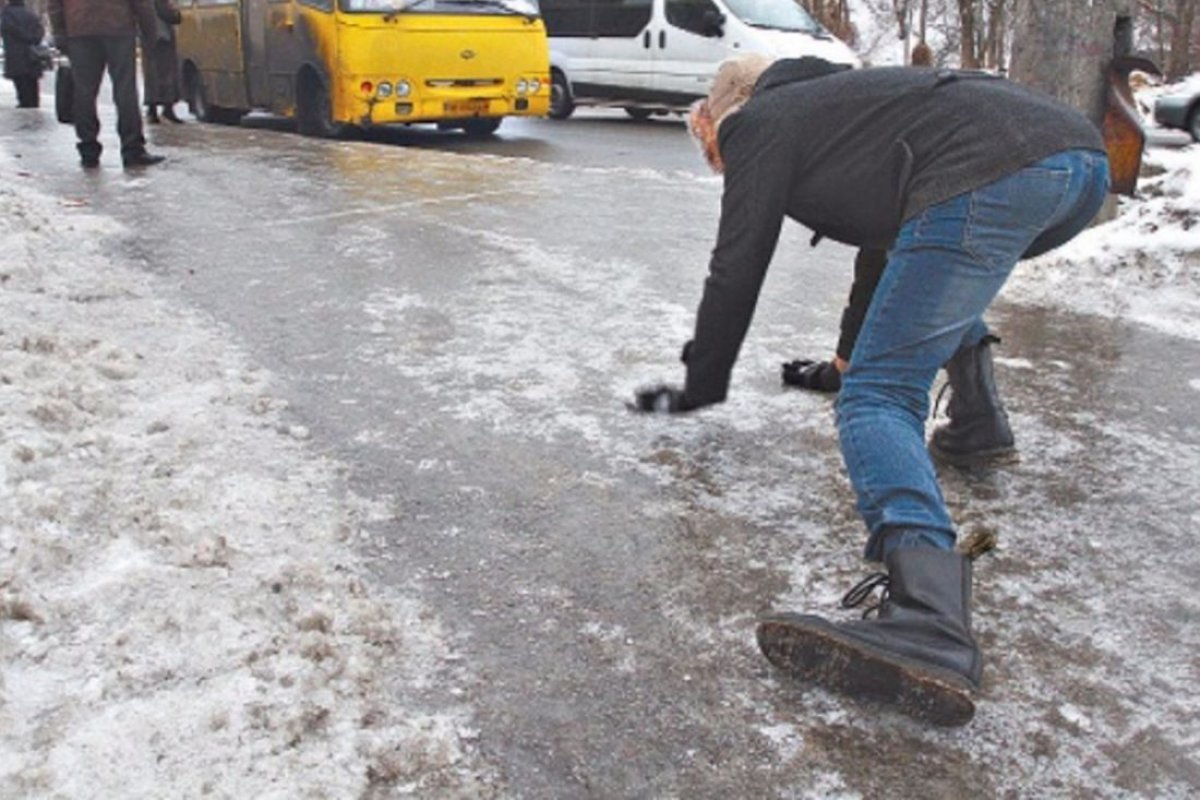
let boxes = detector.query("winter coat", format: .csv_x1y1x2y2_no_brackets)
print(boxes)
1,2,46,79
141,0,181,104
683,58,1107,408
47,0,157,41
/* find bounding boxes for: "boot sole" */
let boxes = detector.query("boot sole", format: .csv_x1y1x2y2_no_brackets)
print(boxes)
757,614,977,727
928,441,1018,469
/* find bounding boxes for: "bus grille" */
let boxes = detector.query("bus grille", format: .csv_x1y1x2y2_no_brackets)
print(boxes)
426,78,504,88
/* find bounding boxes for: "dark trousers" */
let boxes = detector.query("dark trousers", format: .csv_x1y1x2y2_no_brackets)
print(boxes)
11,76,39,108
66,35,146,159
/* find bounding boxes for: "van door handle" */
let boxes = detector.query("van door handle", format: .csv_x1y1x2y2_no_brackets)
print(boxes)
643,30,651,49
659,30,666,48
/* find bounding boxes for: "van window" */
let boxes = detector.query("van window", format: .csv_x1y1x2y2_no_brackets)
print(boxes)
665,0,721,36
541,0,592,36
593,0,651,36
723,0,821,32
542,0,650,38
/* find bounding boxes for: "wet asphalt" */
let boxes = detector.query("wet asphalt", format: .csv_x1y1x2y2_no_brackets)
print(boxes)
2,93,1198,798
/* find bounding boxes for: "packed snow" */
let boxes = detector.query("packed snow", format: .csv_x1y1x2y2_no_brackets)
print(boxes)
0,181,497,795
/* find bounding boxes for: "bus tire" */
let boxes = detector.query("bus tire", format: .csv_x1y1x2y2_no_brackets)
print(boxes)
624,107,652,121
549,70,574,120
187,67,242,125
462,118,501,137
297,73,348,139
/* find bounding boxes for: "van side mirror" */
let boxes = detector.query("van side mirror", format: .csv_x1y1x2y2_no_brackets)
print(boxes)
702,10,725,38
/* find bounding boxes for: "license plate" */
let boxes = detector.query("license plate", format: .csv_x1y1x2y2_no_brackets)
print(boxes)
444,99,490,116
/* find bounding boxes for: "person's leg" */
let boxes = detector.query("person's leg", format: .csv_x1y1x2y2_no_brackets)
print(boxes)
757,149,1110,725
68,37,107,165
14,76,37,108
101,35,149,160
840,150,1109,561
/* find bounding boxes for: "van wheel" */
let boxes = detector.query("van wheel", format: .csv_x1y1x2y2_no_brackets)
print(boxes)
624,107,652,121
462,118,502,137
298,76,348,138
549,71,574,120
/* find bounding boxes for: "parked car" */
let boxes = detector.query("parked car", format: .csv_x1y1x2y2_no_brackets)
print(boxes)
539,0,858,120
1154,87,1200,141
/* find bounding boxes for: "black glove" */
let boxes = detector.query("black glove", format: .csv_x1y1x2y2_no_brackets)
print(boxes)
629,384,695,414
781,359,842,393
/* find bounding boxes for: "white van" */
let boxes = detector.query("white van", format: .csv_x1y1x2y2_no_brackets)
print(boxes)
539,0,859,119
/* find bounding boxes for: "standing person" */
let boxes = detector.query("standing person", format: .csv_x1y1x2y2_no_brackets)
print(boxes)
47,0,165,168
142,0,182,124
1,0,46,109
631,56,1109,726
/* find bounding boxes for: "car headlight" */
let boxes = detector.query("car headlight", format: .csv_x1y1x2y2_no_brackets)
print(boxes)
529,78,541,94
516,79,529,96
377,81,393,98
395,80,412,98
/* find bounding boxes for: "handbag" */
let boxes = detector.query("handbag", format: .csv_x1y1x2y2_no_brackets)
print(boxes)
55,61,74,125
30,43,54,71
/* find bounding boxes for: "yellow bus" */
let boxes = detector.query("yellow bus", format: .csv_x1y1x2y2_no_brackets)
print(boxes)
176,0,550,136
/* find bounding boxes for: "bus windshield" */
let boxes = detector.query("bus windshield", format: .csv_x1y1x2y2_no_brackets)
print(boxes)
341,0,540,15
721,0,822,32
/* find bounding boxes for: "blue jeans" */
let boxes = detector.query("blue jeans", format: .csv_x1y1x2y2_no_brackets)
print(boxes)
837,149,1111,561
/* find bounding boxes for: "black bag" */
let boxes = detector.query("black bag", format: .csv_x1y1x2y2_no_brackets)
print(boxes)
30,44,54,71
55,62,74,125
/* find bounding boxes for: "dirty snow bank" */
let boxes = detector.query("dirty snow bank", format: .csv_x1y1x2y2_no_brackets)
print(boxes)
0,179,496,797
1007,138,1200,342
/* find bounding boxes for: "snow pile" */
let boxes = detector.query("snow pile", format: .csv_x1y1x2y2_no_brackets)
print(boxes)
0,181,495,796
1007,142,1200,341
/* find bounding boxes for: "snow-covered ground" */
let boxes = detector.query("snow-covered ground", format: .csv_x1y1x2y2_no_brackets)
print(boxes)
1,75,1197,796
1007,142,1200,341
0,180,497,795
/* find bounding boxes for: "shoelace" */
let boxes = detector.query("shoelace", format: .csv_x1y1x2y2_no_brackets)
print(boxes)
932,380,952,421
840,571,890,619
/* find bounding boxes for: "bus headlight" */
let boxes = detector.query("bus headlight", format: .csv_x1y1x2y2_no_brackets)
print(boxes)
377,82,393,98
395,80,412,98
516,79,529,96
529,78,542,94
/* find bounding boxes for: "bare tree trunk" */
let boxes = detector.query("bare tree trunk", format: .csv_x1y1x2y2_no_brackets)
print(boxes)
1166,0,1198,79
1010,0,1135,125
1011,0,1135,220
959,0,979,67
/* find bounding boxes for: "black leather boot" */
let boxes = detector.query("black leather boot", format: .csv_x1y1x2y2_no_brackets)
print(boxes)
757,547,982,727
929,334,1016,467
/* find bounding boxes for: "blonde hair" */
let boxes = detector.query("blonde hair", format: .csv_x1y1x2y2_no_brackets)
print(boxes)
706,54,775,129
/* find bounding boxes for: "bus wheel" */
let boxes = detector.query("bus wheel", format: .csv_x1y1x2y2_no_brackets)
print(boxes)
549,71,574,120
624,107,653,121
462,118,501,137
298,77,348,139
188,72,217,122
188,71,242,125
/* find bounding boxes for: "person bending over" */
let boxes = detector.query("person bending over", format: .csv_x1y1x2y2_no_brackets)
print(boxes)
631,55,1108,725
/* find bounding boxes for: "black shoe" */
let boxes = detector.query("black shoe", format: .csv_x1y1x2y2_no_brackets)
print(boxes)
123,151,166,168
81,156,100,169
757,548,983,727
929,334,1017,467
146,107,160,124
161,106,184,123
